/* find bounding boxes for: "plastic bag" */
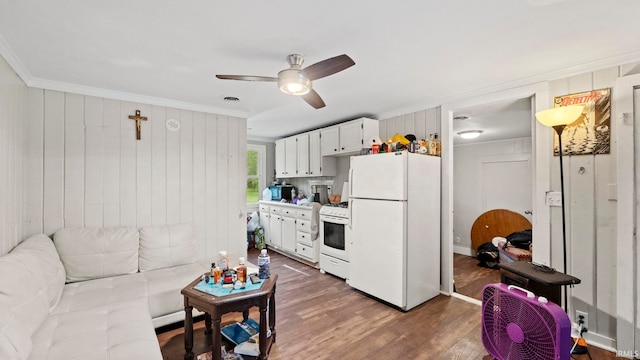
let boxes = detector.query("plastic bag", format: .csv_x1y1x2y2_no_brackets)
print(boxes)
247,211,259,232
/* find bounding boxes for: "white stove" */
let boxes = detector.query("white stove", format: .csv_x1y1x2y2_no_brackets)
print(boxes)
319,202,350,279
319,203,349,219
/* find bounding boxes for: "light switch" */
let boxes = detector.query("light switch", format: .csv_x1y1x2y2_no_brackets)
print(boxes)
546,191,562,207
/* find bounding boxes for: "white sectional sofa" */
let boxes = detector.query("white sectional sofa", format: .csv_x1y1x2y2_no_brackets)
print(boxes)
0,224,207,360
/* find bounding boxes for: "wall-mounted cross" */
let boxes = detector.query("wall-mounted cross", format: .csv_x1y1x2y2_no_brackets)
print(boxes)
128,110,148,140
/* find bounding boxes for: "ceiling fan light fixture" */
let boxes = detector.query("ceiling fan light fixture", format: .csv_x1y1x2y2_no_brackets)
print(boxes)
458,130,483,139
278,69,311,95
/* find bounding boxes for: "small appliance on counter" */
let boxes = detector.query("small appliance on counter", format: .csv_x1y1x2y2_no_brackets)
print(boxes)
309,180,333,205
268,185,295,202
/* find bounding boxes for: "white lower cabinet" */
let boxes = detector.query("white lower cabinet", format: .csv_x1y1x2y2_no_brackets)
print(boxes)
258,201,320,265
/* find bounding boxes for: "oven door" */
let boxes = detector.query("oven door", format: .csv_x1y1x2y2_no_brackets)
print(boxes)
319,215,350,262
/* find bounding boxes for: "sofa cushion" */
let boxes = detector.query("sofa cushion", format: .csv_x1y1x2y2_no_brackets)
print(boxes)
0,234,66,360
140,262,206,319
54,227,139,283
50,273,147,316
29,298,162,360
138,224,197,272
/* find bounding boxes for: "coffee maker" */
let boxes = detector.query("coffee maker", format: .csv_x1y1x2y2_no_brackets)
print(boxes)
310,183,331,205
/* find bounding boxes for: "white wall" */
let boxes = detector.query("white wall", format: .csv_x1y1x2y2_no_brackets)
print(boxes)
23,89,248,264
548,67,620,345
0,54,26,255
453,138,532,254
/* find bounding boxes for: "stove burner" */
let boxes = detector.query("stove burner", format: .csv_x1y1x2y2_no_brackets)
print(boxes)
327,201,349,208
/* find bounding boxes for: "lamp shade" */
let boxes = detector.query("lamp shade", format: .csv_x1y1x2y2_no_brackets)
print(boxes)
535,105,584,128
278,69,311,95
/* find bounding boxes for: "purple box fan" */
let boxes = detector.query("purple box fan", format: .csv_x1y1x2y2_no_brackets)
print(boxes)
481,283,571,360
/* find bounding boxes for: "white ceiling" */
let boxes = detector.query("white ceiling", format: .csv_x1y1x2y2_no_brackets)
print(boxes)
1,1,639,141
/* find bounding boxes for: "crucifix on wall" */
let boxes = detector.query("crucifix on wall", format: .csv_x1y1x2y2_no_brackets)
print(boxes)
128,109,147,140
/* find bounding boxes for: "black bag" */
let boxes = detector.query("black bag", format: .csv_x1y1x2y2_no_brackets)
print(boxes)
504,229,532,250
476,242,499,269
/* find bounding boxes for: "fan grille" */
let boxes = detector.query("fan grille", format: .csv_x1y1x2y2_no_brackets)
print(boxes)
482,285,566,360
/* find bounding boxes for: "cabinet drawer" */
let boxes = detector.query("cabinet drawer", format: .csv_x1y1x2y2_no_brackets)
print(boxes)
296,242,316,261
270,206,282,215
296,219,311,233
296,231,312,246
319,253,349,279
282,208,295,217
297,209,312,220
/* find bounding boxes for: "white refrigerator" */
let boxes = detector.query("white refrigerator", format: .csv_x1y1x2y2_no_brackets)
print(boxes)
347,151,440,310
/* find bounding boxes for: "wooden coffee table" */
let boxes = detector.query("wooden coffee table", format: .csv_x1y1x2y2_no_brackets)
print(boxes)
181,274,277,360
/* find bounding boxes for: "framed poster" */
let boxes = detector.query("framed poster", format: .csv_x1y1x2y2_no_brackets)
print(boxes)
552,88,611,155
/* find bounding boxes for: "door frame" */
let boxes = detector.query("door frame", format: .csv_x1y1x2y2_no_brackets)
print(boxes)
614,72,640,355
440,82,550,295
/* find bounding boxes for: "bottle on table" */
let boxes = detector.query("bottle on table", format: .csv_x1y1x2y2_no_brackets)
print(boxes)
219,251,229,271
212,263,222,284
237,257,247,283
258,249,271,279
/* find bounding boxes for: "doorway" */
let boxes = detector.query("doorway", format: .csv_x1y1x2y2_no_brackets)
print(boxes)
451,97,533,300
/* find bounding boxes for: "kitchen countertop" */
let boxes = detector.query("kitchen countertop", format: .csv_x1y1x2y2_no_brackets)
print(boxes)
258,200,317,208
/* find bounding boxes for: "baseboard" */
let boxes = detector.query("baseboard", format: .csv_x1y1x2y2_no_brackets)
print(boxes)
571,327,617,354
453,245,473,256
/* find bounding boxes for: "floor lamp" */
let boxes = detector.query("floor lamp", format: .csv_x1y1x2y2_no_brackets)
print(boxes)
534,105,584,312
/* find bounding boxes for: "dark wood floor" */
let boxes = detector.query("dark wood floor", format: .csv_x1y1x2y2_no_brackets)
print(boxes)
158,249,622,360
453,253,501,300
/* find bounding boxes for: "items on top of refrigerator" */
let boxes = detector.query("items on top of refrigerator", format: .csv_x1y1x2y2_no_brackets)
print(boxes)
360,132,440,156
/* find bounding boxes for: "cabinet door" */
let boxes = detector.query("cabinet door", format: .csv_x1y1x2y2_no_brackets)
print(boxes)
281,216,296,252
269,214,282,248
309,130,321,176
259,211,271,245
321,126,340,156
296,133,310,176
339,120,363,153
275,139,286,177
285,137,297,177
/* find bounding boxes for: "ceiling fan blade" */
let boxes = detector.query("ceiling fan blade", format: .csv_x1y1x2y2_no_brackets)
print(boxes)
215,75,278,82
301,89,326,109
301,54,355,81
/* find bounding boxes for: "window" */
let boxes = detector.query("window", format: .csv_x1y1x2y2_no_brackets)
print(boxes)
247,144,266,206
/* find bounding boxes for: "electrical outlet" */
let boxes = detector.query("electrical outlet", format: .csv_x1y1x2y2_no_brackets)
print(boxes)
454,236,461,244
576,310,588,329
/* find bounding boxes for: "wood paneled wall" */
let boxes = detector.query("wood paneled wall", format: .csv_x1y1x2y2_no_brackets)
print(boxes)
23,89,248,263
379,107,440,142
549,67,619,343
0,55,26,255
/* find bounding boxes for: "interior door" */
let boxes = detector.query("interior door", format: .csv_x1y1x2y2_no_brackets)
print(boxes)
480,154,532,222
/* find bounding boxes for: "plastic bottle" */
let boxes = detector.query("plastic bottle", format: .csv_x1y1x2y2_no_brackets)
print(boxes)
291,188,296,202
219,251,229,271
258,249,271,279
433,133,441,156
210,262,216,277
236,257,247,283
213,263,222,284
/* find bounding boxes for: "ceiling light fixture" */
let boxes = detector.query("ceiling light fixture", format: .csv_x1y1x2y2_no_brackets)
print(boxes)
224,96,240,102
453,115,470,121
277,69,311,95
458,130,483,139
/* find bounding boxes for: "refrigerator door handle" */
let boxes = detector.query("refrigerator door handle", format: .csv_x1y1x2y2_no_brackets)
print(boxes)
348,199,353,229
348,167,354,196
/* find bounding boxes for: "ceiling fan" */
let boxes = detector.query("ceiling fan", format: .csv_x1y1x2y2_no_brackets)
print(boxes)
216,54,355,109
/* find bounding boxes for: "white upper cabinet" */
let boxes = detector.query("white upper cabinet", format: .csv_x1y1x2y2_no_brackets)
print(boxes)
321,118,379,156
296,133,310,176
309,130,336,176
285,137,297,176
275,139,286,177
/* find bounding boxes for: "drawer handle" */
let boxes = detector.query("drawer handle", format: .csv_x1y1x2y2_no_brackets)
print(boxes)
330,259,338,265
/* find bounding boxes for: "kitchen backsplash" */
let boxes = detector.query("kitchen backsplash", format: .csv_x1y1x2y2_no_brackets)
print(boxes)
279,156,350,200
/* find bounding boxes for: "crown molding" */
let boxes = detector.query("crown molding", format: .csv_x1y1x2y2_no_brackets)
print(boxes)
378,50,640,120
0,35,249,118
